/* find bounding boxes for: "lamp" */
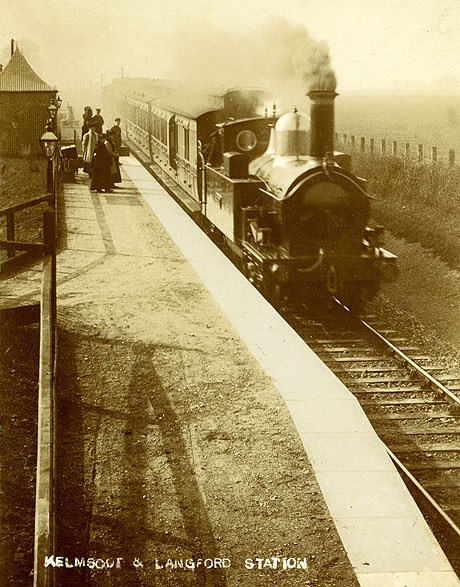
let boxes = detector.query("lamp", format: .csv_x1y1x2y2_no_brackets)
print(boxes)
55,94,62,109
47,103,58,119
39,130,59,159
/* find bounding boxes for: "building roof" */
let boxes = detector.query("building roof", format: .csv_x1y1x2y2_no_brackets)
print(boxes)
0,48,55,92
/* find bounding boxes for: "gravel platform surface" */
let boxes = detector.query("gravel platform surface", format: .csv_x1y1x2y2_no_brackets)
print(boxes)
50,172,359,586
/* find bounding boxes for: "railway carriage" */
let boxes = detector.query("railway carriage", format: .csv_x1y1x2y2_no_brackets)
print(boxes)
104,79,398,309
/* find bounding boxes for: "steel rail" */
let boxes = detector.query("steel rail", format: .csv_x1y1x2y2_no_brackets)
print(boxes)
333,297,460,409
329,296,460,541
385,445,460,539
360,317,460,409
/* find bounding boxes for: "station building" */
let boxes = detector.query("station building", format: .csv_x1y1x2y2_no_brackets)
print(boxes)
0,42,57,157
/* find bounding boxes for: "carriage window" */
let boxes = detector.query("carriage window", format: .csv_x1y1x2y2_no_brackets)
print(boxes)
178,126,184,158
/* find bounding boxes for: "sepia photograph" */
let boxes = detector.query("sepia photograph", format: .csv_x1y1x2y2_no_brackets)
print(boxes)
0,0,459,585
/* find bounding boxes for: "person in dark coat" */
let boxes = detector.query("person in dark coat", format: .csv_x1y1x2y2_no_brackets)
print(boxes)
105,131,122,186
82,106,93,139
91,108,104,135
90,135,113,192
110,118,122,151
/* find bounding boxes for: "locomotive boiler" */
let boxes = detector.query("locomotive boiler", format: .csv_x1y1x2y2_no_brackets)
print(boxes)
103,79,397,310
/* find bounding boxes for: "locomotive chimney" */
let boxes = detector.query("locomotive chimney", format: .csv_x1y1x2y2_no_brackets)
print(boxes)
307,90,338,159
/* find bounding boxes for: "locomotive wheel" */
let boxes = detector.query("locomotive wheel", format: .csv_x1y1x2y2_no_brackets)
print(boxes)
340,281,377,314
262,278,282,306
326,264,339,295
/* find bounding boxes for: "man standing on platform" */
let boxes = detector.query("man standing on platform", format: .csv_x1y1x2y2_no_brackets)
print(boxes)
109,118,123,163
110,118,122,150
92,108,104,135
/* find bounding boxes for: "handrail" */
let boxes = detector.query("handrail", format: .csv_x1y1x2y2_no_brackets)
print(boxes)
0,194,51,217
1,152,59,267
33,206,57,587
0,198,52,266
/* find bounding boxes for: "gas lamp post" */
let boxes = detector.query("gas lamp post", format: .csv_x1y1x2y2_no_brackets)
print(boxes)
39,130,59,200
47,95,62,135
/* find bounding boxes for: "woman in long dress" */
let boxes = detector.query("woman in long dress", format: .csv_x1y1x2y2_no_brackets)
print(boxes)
105,131,122,186
90,135,113,192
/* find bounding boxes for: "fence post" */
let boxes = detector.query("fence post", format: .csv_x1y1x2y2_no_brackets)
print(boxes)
43,206,56,253
46,159,53,194
418,144,424,162
336,133,452,165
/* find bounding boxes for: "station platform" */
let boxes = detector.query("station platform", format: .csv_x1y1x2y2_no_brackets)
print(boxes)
2,157,459,586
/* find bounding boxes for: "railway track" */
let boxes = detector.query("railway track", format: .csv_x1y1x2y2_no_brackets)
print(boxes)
281,297,460,557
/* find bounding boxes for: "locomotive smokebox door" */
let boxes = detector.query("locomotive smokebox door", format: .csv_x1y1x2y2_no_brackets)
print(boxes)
224,152,248,179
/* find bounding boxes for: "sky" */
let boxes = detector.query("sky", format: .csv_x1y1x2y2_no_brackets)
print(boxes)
0,0,459,104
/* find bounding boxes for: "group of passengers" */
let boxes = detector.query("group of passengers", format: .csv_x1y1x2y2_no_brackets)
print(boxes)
81,106,123,193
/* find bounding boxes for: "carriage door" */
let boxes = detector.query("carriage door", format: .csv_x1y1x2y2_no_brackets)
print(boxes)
168,114,177,171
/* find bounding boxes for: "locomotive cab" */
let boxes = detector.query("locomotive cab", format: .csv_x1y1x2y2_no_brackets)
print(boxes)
204,117,274,168
203,116,276,243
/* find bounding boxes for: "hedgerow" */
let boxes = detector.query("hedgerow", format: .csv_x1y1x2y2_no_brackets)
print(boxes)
342,148,460,268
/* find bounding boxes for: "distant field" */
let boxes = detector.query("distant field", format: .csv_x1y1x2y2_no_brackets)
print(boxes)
335,95,460,161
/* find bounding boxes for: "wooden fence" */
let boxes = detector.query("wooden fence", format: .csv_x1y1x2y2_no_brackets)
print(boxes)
33,207,57,587
0,195,53,271
0,159,59,586
335,132,456,166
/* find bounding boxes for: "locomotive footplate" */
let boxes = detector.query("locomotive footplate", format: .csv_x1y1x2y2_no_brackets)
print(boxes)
241,240,287,263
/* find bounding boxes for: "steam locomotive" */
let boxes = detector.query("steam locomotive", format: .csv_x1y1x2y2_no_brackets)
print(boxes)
103,79,397,309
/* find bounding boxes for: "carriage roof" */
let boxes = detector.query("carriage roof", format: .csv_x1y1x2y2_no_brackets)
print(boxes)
147,85,272,120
